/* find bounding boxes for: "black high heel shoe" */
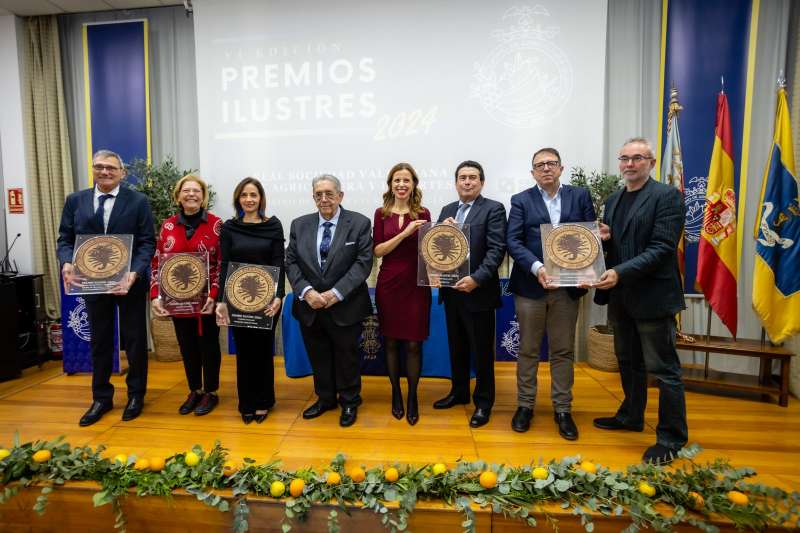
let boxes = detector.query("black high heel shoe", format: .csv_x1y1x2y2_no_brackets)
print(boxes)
241,413,255,425
391,388,404,420
255,410,269,424
406,393,419,426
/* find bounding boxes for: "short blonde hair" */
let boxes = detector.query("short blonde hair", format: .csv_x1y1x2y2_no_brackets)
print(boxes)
173,174,210,209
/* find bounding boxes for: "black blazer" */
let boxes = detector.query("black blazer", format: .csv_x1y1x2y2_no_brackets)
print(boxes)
285,207,373,327
437,195,507,312
57,186,156,289
506,184,596,300
595,178,685,320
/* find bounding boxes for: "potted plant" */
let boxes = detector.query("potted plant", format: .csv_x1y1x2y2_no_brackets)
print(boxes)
569,167,622,371
125,157,215,362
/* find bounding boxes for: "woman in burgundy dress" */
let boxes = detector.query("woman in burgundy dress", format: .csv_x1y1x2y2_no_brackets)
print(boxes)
373,162,431,425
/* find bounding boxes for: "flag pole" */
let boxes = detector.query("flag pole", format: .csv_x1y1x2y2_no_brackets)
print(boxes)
704,304,712,379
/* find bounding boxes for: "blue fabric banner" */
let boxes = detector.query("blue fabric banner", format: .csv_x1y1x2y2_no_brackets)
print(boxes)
659,0,752,293
495,279,548,362
83,20,150,177
61,288,120,374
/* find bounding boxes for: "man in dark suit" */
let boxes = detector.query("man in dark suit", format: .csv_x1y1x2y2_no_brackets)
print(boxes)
285,174,373,427
506,148,596,440
432,161,507,428
57,149,156,426
592,137,688,465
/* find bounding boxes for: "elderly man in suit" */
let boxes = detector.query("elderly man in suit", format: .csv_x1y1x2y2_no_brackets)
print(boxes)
285,174,373,427
506,148,596,440
592,137,688,465
432,160,507,428
57,149,156,426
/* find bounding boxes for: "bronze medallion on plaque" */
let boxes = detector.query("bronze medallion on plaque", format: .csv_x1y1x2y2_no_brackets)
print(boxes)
225,266,276,313
420,224,469,271
160,253,208,301
74,236,130,280
543,224,600,270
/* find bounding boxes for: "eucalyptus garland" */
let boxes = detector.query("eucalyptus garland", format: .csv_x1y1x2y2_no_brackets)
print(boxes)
0,434,798,533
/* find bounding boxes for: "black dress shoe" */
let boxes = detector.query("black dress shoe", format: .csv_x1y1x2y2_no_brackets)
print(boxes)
241,413,255,425
433,394,470,410
469,407,491,428
79,401,112,427
593,416,644,432
554,412,579,441
511,406,533,433
406,394,419,426
254,410,269,424
302,400,337,420
179,391,202,415
340,406,358,427
642,443,679,465
391,388,404,420
122,397,143,422
194,393,219,416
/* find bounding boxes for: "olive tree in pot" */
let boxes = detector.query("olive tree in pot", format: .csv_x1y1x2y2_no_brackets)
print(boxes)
570,167,622,372
125,157,215,362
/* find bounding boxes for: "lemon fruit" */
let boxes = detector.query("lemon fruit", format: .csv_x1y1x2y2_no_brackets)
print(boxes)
134,458,151,471
532,466,549,480
638,481,656,497
384,467,399,482
727,490,749,506
270,480,285,498
349,466,366,483
432,463,447,475
289,478,305,497
578,461,597,474
32,449,52,463
184,451,200,467
113,453,128,465
479,471,497,489
0,449,11,461
326,472,341,486
149,457,166,471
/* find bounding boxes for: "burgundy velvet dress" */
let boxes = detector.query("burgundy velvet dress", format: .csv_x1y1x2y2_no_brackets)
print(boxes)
373,208,432,342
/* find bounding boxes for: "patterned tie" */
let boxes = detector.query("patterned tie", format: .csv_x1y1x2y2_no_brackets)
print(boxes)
94,194,113,233
455,203,469,224
319,221,333,267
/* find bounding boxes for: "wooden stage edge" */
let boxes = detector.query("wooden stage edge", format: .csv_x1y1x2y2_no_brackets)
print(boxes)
1,357,799,531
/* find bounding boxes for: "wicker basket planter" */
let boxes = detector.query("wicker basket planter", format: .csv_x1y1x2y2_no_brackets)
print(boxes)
587,325,618,372
150,316,182,362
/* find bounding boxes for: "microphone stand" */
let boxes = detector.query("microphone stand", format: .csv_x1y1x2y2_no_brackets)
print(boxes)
0,232,21,277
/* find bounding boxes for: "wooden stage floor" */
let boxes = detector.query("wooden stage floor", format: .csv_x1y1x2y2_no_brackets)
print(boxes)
1,357,798,492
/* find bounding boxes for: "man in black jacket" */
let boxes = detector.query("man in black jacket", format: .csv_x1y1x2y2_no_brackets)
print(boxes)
432,161,507,428
592,137,688,465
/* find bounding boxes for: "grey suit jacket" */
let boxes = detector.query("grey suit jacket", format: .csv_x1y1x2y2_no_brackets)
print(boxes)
285,207,373,327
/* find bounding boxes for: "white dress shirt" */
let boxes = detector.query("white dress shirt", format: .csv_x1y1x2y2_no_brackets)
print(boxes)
93,184,120,233
532,184,562,275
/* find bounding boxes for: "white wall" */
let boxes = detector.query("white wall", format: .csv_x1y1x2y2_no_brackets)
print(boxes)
0,15,33,274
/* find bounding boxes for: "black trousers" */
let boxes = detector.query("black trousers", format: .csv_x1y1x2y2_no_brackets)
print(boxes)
86,286,148,403
172,314,221,393
443,301,496,410
232,326,276,413
299,309,362,408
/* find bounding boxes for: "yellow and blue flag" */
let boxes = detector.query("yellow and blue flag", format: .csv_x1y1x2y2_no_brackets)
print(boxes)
752,88,800,343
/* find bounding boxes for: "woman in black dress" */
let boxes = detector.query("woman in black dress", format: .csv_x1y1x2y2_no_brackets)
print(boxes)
215,177,285,424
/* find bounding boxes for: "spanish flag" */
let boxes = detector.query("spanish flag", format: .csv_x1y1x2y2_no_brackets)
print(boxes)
752,88,800,343
697,92,738,337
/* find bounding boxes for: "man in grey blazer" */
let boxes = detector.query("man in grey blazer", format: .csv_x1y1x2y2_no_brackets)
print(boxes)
592,137,688,465
506,148,596,440
285,174,373,427
432,160,507,428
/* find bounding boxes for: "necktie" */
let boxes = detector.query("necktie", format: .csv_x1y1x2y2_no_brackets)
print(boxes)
455,203,469,224
319,221,333,267
94,194,113,232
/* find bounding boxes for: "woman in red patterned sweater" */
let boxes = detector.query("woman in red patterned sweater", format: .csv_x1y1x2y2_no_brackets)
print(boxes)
150,174,223,416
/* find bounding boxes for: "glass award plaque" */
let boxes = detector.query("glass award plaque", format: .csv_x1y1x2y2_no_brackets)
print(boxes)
417,222,470,287
159,252,209,315
223,262,280,330
541,222,605,287
68,234,133,295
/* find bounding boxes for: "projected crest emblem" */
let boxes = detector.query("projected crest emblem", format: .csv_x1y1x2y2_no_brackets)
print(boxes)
471,5,573,129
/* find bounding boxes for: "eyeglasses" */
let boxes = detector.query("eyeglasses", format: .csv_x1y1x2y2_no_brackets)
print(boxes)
532,160,561,171
314,191,339,201
92,164,121,172
618,155,653,164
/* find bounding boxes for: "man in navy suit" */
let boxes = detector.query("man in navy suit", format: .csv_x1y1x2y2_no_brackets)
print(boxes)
285,174,373,427
506,148,596,440
592,137,687,465
57,149,156,426
433,161,507,428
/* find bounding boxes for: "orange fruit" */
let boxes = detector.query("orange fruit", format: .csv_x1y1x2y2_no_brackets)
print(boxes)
532,467,548,480
134,458,151,471
349,466,366,483
222,460,238,477
289,478,305,497
326,472,341,486
432,463,447,476
579,461,597,474
727,490,749,506
638,481,656,497
149,457,166,471
270,480,285,498
0,449,11,461
32,450,52,463
479,471,497,489
687,491,704,510
384,467,399,483
184,451,200,467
